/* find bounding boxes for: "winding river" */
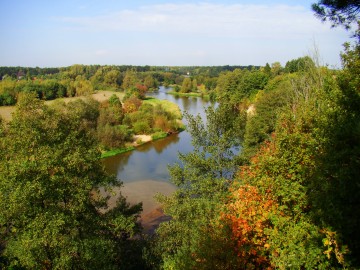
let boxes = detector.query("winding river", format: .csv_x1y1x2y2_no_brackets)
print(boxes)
102,86,212,217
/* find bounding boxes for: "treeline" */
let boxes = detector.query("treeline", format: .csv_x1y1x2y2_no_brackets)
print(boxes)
0,64,261,106
0,65,258,80
0,61,306,106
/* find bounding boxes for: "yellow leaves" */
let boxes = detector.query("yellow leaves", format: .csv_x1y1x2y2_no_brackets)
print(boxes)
321,228,349,265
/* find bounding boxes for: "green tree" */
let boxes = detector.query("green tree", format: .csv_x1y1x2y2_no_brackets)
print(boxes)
122,69,138,91
242,76,293,159
309,39,360,266
264,62,271,76
104,69,121,88
154,105,243,269
0,93,142,269
285,56,316,73
312,0,360,29
180,77,192,93
271,61,283,77
144,74,157,91
69,64,85,79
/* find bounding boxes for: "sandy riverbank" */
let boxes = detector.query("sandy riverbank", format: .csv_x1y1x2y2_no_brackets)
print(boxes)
103,179,176,234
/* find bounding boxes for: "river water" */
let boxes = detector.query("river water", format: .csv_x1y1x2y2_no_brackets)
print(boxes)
102,86,212,217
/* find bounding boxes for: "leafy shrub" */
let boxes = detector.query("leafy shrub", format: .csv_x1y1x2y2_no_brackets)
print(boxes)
97,124,132,149
133,121,151,134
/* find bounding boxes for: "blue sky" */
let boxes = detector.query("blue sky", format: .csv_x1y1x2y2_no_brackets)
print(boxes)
0,0,352,67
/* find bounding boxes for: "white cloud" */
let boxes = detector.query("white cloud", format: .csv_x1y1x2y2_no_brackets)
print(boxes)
58,3,334,39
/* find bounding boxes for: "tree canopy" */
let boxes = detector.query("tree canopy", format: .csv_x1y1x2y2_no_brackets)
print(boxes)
312,0,360,29
0,93,142,269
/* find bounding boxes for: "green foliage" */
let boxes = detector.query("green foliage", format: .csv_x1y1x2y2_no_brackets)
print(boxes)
100,146,135,159
233,48,360,267
122,69,138,91
216,68,269,106
0,93,142,269
151,131,168,141
180,77,192,93
312,0,360,29
104,69,121,88
285,56,316,73
123,100,182,135
308,40,360,265
242,76,293,159
144,74,158,91
154,105,243,269
97,124,133,149
133,121,151,134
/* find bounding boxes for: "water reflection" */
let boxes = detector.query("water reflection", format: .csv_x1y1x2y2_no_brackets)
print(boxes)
103,86,211,184
102,87,212,222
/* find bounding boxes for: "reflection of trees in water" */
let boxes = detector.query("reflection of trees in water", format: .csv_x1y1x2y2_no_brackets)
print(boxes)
101,151,131,176
102,134,181,178
135,133,180,155
153,134,180,154
181,97,191,112
102,86,210,183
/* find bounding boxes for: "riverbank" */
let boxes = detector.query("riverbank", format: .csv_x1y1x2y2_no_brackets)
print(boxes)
100,131,181,159
167,91,210,99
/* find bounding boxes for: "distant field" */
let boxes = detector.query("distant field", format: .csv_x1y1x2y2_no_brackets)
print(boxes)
0,90,125,122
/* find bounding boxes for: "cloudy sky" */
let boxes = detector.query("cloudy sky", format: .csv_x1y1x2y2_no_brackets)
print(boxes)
0,0,352,67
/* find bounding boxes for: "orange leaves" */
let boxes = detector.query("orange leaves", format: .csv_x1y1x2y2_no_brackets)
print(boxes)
122,97,142,113
223,184,276,268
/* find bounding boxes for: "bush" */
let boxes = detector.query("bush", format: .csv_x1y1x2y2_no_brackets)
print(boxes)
133,121,151,134
97,124,132,149
152,131,168,140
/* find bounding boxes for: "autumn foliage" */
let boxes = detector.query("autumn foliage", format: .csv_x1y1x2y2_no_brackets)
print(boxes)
223,184,275,269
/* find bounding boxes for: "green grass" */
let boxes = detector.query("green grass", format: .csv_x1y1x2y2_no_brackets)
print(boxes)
151,131,168,141
167,91,210,99
143,97,182,119
100,146,135,159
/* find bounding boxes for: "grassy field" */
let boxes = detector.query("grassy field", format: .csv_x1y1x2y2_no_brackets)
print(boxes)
143,97,182,119
0,90,125,122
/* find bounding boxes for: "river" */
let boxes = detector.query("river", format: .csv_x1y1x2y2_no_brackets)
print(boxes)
102,86,213,225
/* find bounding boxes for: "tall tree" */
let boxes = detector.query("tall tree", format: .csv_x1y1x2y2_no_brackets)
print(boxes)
154,105,243,269
0,93,141,269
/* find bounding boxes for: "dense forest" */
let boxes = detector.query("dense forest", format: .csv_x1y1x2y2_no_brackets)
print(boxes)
0,1,359,269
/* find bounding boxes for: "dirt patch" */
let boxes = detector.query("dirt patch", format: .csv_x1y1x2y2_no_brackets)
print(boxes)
0,106,15,122
140,207,171,234
90,91,124,103
133,135,152,145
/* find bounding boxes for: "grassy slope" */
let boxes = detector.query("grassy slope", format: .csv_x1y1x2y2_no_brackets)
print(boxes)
143,97,182,119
